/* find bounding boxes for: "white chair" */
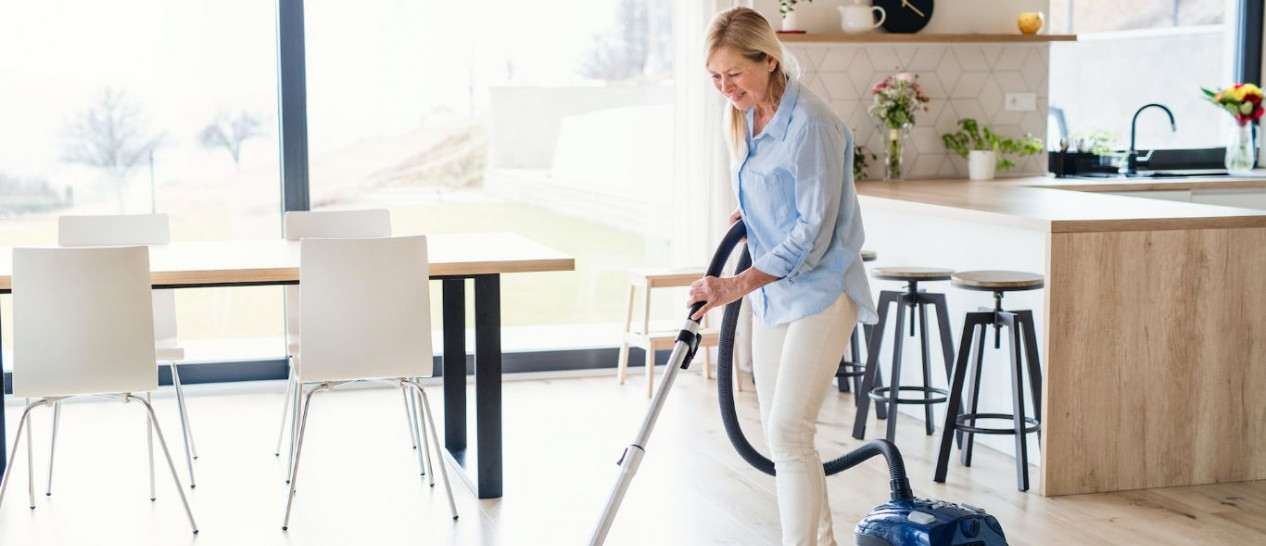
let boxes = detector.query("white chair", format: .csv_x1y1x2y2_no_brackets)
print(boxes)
57,214,199,489
282,235,457,530
274,209,396,478
0,246,198,534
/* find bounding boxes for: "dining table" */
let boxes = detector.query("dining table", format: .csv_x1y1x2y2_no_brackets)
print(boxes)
0,233,575,499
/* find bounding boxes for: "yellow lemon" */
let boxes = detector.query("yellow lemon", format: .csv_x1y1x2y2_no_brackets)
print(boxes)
1018,12,1044,35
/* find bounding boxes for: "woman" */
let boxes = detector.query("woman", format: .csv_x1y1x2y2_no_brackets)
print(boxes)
687,7,878,546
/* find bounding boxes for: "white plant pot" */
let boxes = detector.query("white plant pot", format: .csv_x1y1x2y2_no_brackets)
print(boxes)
782,10,799,31
968,150,998,181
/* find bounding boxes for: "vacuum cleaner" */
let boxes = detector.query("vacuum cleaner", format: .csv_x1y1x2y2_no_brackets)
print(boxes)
589,221,1008,546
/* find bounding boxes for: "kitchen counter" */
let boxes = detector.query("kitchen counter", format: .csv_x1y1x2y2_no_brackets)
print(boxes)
857,176,1266,232
856,175,1266,497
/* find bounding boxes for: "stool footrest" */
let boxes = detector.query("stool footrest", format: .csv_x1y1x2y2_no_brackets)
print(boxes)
835,361,865,378
869,386,949,405
954,412,1040,435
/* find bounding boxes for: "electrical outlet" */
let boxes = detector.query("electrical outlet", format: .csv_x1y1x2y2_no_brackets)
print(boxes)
1005,93,1037,112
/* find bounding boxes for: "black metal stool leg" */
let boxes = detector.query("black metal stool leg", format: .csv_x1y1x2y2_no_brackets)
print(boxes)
884,298,909,442
1019,310,1043,447
1002,312,1030,491
837,326,861,393
927,293,958,445
917,302,936,435
935,312,989,483
853,292,894,439
961,320,988,467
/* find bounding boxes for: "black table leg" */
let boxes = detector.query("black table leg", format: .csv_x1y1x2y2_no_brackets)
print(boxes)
473,274,503,499
1,307,6,479
442,279,467,452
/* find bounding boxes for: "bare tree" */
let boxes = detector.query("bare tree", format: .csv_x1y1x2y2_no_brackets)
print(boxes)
199,110,268,171
578,0,651,81
62,88,165,211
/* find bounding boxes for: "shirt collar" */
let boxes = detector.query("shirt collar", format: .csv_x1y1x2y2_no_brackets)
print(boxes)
746,77,799,143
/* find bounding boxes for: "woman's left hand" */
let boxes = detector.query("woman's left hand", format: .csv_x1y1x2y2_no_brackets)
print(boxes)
687,275,745,321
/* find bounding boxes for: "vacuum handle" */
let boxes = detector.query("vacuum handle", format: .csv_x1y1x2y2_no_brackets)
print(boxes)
688,221,748,320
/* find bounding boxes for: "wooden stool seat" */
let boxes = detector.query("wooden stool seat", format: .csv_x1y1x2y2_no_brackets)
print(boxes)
618,267,743,397
861,250,878,262
951,270,1044,292
871,266,953,282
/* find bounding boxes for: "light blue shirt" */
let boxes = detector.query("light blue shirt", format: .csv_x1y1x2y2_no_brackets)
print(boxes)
734,78,878,327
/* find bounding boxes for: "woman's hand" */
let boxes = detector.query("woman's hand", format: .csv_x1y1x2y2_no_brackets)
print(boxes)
728,208,746,242
687,275,746,321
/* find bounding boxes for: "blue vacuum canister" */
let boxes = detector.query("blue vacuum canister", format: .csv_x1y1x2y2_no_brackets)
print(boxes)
855,498,1007,546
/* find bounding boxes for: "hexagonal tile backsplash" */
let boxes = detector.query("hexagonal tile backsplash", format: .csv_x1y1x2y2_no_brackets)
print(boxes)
787,44,1050,180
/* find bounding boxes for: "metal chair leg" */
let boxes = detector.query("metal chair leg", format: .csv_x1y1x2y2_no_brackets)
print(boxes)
411,385,434,483
127,394,199,534
407,380,458,520
400,384,420,451
168,362,197,488
26,398,35,510
275,363,295,456
287,373,303,483
283,382,332,531
147,393,156,501
1004,314,1031,491
0,400,46,513
46,400,61,497
401,383,426,477
1019,310,1044,447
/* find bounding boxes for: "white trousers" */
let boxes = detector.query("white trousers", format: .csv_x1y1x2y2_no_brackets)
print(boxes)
753,293,859,546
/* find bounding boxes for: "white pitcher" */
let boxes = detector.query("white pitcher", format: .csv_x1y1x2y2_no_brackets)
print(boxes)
838,0,885,34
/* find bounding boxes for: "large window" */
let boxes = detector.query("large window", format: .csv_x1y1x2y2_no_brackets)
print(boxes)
304,0,678,349
1048,0,1235,151
0,0,284,360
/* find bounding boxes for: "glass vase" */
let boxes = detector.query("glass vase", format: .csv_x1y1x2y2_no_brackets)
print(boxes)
881,124,911,181
1225,122,1257,175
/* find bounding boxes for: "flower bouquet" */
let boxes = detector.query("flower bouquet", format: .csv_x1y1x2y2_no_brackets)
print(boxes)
869,72,930,180
1202,83,1263,173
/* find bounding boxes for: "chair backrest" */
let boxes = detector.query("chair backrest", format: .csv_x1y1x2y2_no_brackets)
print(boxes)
283,209,392,242
12,246,158,398
298,236,432,382
58,214,178,348
59,214,171,246
282,209,392,344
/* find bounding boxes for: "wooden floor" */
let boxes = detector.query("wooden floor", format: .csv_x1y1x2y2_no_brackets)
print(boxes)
1,371,1264,545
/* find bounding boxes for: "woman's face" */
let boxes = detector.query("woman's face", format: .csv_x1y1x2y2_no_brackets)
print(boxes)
707,46,777,111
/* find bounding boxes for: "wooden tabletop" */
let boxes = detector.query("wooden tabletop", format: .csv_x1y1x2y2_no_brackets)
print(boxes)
857,177,1266,233
0,233,575,291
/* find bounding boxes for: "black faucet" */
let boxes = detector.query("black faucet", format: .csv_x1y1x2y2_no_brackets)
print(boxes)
1129,103,1176,172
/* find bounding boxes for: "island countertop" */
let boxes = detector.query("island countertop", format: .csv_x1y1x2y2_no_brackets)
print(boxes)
857,176,1266,233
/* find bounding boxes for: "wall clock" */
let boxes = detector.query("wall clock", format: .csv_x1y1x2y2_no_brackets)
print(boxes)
872,0,934,34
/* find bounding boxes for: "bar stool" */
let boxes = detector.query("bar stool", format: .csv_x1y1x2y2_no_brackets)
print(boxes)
852,267,957,442
933,271,1044,491
837,250,879,410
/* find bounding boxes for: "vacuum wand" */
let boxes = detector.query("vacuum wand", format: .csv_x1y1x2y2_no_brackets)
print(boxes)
588,223,747,546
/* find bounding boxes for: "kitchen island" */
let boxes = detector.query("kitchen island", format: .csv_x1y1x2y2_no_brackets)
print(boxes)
856,176,1266,496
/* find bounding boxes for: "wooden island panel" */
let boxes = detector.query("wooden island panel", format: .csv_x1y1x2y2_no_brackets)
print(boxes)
1043,227,1266,495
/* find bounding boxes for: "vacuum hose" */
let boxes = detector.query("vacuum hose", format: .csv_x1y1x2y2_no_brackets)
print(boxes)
711,222,913,502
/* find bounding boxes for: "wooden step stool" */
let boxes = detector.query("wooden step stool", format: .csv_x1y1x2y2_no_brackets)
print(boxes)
617,267,744,397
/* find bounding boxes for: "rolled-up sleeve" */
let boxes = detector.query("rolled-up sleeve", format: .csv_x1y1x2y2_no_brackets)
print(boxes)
751,121,847,280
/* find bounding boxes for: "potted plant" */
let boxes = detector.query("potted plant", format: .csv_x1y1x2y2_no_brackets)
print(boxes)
779,0,812,32
941,118,1043,180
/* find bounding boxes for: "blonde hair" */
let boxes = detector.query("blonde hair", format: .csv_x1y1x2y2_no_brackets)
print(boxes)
705,7,790,155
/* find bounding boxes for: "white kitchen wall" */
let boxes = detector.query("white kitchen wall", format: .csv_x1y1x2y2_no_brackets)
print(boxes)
786,43,1050,179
